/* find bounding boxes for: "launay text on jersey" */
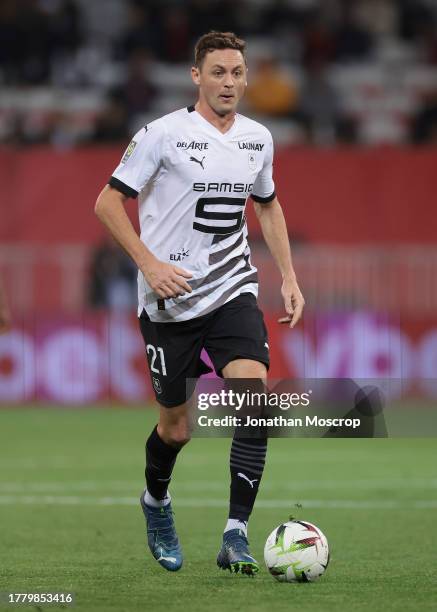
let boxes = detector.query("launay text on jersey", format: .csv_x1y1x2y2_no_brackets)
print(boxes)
238,142,265,151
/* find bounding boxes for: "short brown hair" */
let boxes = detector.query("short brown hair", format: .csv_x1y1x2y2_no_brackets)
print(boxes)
194,31,246,69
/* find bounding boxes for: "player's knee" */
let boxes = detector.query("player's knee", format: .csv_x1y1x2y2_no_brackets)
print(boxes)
158,423,191,448
170,430,191,447
166,429,191,447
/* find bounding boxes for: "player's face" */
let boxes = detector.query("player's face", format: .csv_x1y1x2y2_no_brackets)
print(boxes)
192,49,247,116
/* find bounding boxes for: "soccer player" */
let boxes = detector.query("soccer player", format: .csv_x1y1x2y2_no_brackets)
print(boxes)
95,31,304,575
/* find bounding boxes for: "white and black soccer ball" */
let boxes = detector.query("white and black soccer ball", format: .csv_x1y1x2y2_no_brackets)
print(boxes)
264,520,330,583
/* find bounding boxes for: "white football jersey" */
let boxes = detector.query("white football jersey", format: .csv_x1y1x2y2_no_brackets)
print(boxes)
109,105,275,322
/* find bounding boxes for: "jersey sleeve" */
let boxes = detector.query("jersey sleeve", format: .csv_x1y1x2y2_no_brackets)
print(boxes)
251,132,276,204
108,120,166,198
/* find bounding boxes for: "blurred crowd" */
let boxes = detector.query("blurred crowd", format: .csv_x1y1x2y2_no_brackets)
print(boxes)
1,0,437,146
87,240,137,310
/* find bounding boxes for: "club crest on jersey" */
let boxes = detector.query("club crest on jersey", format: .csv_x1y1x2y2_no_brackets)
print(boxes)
170,248,190,262
121,140,137,163
238,141,264,151
248,152,256,170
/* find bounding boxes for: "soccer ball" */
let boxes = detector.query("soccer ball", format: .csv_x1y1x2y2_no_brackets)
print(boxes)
264,519,329,583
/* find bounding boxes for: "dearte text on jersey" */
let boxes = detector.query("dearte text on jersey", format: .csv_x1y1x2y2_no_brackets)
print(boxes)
177,141,209,150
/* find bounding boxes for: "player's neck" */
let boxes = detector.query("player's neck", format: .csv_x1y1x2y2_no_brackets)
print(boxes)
194,100,236,134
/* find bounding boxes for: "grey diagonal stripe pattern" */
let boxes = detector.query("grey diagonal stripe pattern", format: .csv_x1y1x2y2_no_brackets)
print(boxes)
156,271,258,321
147,249,254,320
209,231,245,265
229,254,254,280
212,232,235,245
189,250,250,292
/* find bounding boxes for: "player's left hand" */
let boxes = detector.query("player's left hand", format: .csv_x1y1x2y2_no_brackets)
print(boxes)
278,277,305,328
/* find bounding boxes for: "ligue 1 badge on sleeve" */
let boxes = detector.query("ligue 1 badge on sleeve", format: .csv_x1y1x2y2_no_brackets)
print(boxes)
248,152,256,170
121,140,137,163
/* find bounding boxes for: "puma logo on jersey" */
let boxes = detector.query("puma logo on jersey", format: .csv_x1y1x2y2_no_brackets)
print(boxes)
237,472,258,488
190,155,205,169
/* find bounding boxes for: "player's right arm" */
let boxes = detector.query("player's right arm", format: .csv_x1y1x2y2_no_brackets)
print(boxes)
95,186,192,299
94,122,192,299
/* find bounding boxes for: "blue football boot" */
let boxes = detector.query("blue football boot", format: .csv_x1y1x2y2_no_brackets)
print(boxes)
140,492,183,571
217,529,259,576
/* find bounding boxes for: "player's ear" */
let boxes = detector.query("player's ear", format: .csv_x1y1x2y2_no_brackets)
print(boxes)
191,66,200,86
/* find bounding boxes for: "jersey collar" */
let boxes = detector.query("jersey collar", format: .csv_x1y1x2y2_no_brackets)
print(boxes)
187,105,238,139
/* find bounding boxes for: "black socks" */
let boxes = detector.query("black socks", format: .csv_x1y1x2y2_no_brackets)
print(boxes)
145,413,268,523
229,436,268,522
145,425,181,501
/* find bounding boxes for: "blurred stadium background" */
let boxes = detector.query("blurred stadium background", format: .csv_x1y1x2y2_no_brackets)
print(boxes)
1,0,437,405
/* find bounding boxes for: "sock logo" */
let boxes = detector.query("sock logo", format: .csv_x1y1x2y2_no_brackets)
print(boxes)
237,472,258,488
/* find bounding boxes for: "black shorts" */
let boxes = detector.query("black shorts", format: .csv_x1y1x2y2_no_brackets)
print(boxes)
139,292,270,408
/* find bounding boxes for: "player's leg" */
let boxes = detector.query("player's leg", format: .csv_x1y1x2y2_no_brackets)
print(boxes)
138,310,209,571
144,401,191,508
205,293,270,575
216,358,268,575
223,359,268,536
140,401,190,572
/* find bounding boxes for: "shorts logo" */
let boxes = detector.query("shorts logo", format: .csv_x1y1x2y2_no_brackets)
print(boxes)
152,377,162,394
248,153,256,170
121,140,136,163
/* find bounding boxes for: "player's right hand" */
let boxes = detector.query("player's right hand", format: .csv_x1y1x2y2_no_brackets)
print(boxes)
142,259,193,299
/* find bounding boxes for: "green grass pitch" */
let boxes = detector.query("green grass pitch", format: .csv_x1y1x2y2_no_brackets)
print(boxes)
0,407,436,612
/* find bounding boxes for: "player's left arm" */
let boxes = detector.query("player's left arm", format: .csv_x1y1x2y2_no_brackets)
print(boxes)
253,197,304,328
